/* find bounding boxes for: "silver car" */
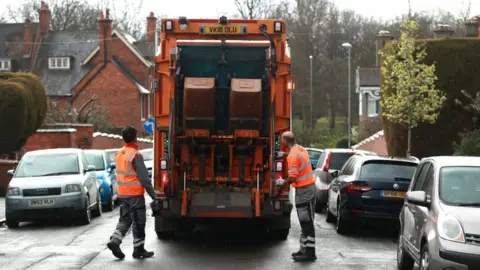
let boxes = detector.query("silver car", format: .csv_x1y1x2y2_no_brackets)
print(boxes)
397,156,480,270
139,148,153,179
5,148,103,228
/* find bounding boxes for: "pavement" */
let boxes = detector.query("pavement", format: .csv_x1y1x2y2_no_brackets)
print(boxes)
0,197,5,226
0,201,416,270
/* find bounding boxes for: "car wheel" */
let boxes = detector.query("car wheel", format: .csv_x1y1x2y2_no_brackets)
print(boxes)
79,195,92,225
420,244,430,270
92,191,103,217
336,200,350,234
6,220,19,229
325,202,335,223
104,187,114,212
397,233,414,270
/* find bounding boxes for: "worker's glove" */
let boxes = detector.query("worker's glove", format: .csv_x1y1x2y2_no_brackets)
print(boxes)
275,178,286,186
150,201,161,216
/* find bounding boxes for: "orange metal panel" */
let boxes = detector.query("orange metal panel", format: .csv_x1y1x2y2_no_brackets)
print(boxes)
184,129,210,137
234,130,259,138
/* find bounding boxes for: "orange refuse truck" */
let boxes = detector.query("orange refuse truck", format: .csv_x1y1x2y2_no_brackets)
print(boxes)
152,16,295,240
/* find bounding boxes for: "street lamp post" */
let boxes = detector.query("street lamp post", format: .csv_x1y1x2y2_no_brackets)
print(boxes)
342,43,352,148
309,55,313,129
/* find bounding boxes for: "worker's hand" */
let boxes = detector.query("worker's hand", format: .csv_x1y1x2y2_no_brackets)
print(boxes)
150,201,161,216
275,178,286,186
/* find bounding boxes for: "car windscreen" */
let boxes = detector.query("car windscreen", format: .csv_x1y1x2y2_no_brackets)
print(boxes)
330,152,355,170
140,149,153,161
308,150,322,160
360,161,417,181
440,166,480,206
15,153,80,177
85,152,105,171
105,150,118,164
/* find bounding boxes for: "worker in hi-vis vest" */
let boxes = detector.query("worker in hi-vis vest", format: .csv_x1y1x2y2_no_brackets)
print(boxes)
107,126,157,259
276,131,317,262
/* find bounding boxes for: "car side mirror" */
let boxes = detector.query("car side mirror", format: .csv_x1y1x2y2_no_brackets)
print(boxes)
109,163,116,170
330,170,339,178
406,191,430,207
85,165,96,173
7,169,14,177
311,164,316,170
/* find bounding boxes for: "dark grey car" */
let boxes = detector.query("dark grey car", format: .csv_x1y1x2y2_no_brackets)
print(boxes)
397,156,480,270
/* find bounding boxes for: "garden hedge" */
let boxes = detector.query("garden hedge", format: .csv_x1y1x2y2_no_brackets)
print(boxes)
0,81,29,153
0,72,47,153
381,38,480,158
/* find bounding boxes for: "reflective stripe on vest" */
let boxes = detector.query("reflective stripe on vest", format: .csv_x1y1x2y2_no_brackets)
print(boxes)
288,145,315,188
116,146,144,196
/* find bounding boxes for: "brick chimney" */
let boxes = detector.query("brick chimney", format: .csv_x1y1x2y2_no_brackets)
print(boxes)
98,9,113,63
147,12,157,42
38,1,51,34
375,30,394,66
23,19,33,56
434,24,454,39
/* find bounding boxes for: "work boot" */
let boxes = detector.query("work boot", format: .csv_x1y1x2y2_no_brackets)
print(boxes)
107,241,125,259
132,245,154,259
293,248,316,262
291,248,306,257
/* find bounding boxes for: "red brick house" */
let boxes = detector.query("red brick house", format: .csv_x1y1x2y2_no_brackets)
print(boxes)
31,4,157,133
0,15,42,73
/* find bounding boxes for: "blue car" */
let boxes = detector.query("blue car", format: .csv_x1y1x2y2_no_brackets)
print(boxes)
85,149,119,211
306,147,324,169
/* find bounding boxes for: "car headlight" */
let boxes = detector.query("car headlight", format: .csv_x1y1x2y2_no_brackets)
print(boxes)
65,184,81,193
7,187,20,196
438,212,465,243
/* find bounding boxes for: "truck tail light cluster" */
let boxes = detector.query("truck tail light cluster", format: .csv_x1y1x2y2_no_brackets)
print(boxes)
322,152,332,172
275,161,283,172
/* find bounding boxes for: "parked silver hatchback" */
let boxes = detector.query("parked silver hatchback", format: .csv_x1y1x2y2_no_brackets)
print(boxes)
5,148,103,228
397,156,480,270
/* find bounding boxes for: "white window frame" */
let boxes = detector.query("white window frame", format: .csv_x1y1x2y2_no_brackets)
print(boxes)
48,57,70,69
0,59,11,71
140,95,145,121
367,98,380,117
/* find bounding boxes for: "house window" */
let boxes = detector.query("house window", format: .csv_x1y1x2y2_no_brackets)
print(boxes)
367,98,380,116
0,59,11,71
49,57,70,69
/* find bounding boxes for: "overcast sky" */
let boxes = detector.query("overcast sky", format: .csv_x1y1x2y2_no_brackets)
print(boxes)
1,0,478,21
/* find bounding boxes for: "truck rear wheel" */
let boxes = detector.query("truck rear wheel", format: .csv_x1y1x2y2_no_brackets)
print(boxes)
155,216,180,239
271,229,289,240
156,231,175,239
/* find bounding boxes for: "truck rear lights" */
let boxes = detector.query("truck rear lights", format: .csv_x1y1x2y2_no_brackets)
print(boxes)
287,81,295,91
160,159,167,170
275,161,283,172
274,21,283,32
347,183,372,193
162,199,169,209
165,20,173,31
274,200,281,210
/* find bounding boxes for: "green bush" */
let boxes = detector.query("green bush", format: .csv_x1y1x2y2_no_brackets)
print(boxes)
453,129,480,156
0,81,28,153
335,137,357,148
381,39,480,158
16,73,47,130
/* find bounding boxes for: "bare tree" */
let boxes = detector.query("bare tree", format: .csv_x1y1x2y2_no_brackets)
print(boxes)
7,0,99,31
46,95,113,132
234,0,275,19
100,0,145,39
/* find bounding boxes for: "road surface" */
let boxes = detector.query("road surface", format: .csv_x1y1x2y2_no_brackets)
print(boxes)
0,206,404,270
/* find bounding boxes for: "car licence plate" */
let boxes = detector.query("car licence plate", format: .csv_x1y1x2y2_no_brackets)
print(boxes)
382,190,406,198
29,199,55,207
202,25,245,35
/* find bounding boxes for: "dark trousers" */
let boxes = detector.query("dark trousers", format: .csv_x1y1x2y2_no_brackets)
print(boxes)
110,196,147,248
296,198,316,252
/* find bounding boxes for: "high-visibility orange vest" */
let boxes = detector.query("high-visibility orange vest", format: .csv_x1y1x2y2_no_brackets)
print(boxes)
287,145,315,188
116,144,145,196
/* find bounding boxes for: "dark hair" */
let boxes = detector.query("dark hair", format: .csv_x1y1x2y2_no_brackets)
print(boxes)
121,126,137,143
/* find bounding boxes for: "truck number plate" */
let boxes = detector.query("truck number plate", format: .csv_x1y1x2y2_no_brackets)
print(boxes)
202,25,245,35
29,199,55,207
